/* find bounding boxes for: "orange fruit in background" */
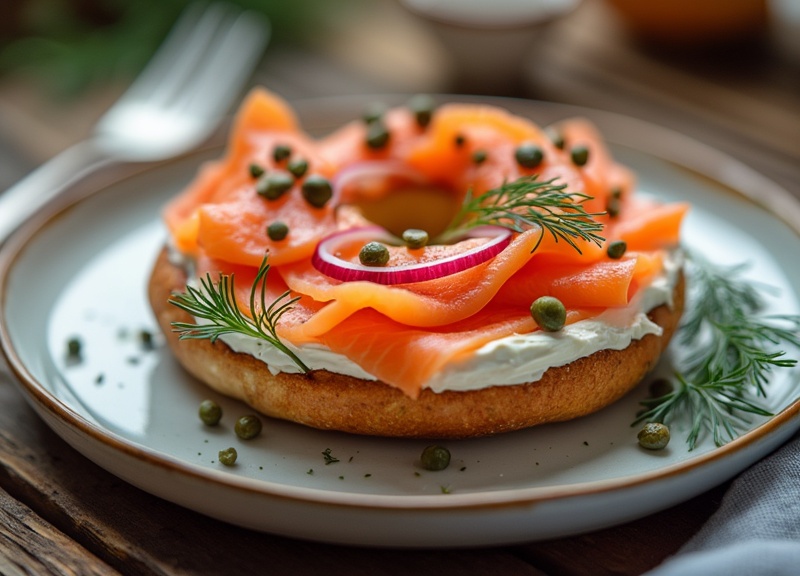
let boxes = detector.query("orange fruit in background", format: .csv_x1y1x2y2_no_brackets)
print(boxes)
603,0,768,45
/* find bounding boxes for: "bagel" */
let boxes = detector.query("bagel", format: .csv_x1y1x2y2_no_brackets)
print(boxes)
150,88,689,438
149,247,684,438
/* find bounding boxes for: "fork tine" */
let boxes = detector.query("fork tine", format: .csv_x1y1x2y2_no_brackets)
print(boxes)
172,10,270,118
119,2,209,101
134,4,234,105
121,3,236,106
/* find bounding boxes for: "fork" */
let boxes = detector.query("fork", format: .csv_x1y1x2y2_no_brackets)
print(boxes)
0,2,269,241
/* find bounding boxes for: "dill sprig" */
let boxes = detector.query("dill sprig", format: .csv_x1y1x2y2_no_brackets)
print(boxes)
635,251,800,449
442,175,606,253
169,256,310,373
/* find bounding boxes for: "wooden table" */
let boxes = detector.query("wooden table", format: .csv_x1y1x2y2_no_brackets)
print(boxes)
0,1,797,573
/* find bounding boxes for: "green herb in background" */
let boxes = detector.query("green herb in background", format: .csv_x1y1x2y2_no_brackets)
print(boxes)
0,0,349,98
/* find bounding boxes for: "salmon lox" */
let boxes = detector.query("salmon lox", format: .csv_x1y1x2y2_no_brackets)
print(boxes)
164,88,689,397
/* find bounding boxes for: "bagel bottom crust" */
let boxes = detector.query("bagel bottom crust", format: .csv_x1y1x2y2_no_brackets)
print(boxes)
149,248,685,438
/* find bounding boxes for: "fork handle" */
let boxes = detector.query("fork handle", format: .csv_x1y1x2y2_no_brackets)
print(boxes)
0,141,110,243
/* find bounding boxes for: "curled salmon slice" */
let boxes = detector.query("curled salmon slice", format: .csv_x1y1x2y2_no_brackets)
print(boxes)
278,229,542,339
318,305,594,398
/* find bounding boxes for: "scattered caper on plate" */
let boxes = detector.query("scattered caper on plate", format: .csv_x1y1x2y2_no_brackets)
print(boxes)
420,445,451,471
218,447,238,466
638,422,670,450
199,399,222,426
235,414,263,440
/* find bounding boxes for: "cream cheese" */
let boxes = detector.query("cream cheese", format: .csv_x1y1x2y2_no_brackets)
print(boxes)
216,250,683,393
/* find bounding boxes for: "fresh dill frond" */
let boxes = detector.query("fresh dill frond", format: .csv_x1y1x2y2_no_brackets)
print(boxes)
442,175,606,254
168,255,310,373
635,251,800,450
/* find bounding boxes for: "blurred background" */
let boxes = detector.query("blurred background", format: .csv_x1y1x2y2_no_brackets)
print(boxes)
0,0,798,194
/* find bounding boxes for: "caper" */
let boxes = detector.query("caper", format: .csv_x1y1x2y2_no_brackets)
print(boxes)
402,228,429,249
359,242,390,266
571,145,590,167
547,128,565,150
218,447,238,466
366,120,390,149
301,175,333,208
610,186,623,199
66,337,82,358
515,143,544,169
362,101,387,124
256,171,294,200
272,143,292,162
420,445,451,471
606,240,627,259
248,162,265,178
638,422,670,450
235,414,263,440
407,94,436,128
139,329,155,351
199,399,222,426
606,196,621,218
472,149,487,164
454,134,466,148
530,296,567,332
267,221,289,241
287,157,308,178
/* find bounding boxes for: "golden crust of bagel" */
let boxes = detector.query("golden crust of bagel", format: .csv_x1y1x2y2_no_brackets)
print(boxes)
149,247,685,438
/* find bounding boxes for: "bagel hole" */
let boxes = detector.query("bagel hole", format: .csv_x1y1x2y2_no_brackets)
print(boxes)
354,185,460,239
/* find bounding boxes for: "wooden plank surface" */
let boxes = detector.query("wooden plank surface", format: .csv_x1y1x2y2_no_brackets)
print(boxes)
0,488,118,576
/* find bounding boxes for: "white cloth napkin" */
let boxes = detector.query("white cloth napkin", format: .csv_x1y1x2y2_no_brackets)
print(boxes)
647,432,800,575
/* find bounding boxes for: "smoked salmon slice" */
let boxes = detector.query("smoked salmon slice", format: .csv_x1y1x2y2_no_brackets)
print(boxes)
607,199,689,251
165,90,338,262
164,88,688,398
278,229,541,337
318,305,595,398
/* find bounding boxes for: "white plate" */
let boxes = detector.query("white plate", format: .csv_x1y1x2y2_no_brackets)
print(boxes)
2,96,800,547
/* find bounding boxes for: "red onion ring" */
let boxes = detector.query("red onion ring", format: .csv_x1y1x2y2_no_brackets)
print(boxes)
311,225,512,285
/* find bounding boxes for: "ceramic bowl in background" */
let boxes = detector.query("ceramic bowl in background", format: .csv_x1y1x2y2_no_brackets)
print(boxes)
397,0,583,93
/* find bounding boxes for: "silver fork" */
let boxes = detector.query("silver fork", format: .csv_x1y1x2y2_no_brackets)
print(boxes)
0,2,269,241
